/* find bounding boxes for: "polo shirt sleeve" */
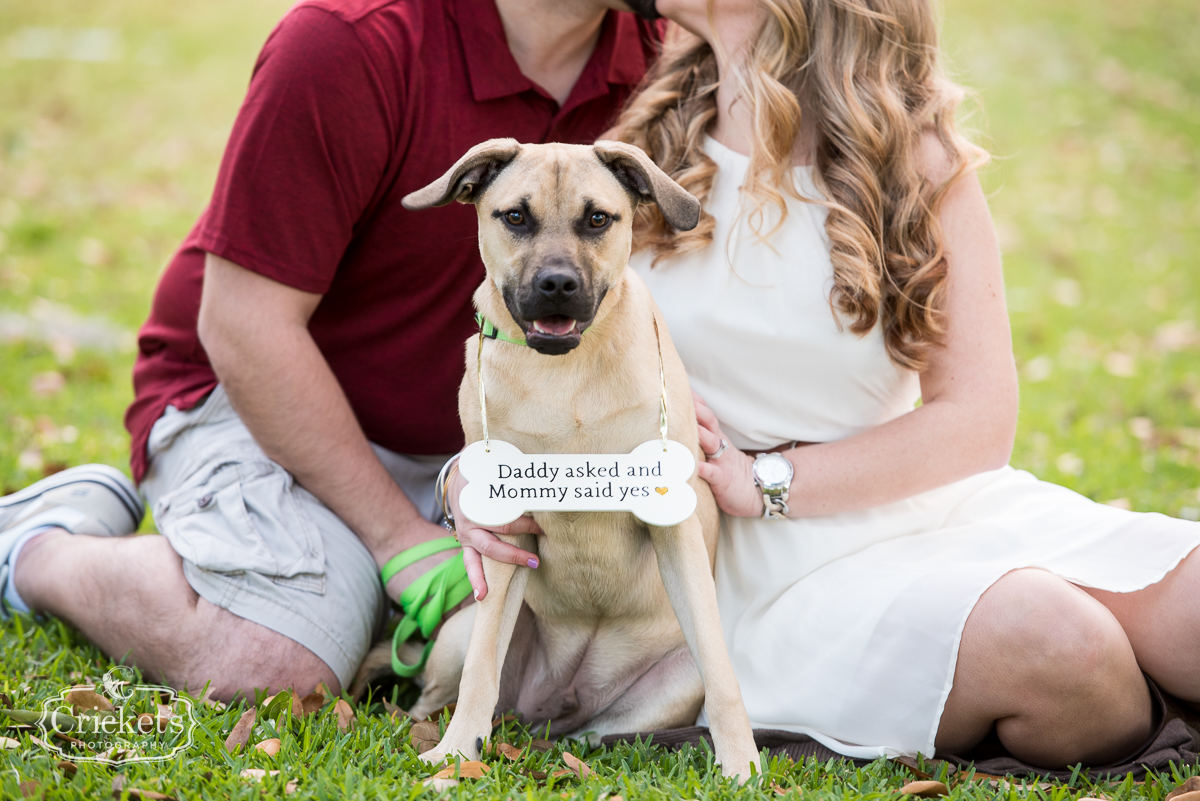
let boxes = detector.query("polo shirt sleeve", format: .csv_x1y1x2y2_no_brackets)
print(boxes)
196,6,395,294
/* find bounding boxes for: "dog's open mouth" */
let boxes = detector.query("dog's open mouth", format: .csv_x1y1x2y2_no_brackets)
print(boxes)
532,316,578,337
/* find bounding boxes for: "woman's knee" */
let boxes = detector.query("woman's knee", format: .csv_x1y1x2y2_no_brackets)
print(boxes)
947,569,1151,765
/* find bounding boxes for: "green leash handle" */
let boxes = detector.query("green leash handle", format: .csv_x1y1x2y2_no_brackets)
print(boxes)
381,537,473,677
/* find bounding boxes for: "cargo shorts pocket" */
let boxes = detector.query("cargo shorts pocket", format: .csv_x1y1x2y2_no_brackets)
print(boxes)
157,459,326,591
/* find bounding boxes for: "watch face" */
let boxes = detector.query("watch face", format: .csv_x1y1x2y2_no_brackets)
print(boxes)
755,454,793,487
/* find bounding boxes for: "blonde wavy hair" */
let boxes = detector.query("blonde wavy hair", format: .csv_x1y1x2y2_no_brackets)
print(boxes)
611,0,988,371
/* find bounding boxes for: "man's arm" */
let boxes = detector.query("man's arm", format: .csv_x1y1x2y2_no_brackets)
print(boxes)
197,253,444,579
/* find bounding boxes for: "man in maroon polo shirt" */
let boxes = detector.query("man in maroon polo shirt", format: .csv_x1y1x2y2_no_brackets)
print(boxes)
5,0,661,697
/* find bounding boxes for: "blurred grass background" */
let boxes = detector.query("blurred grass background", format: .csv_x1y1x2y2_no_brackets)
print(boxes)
0,0,1198,512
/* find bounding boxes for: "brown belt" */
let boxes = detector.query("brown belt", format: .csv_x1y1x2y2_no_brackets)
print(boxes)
747,440,814,457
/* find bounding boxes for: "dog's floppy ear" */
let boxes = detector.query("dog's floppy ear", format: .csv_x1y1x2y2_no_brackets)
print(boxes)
592,140,701,232
402,139,522,210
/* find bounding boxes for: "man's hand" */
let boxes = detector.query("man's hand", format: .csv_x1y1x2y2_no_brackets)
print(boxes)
445,468,542,600
693,392,765,518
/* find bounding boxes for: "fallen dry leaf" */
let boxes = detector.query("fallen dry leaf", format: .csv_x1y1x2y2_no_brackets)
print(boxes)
1168,791,1200,801
523,769,548,780
497,742,524,760
1167,778,1200,801
57,760,78,777
1,736,18,749
562,751,592,779
893,755,931,779
433,760,490,779
239,768,298,792
382,700,407,720
224,708,256,753
529,738,554,752
899,780,948,798
254,738,281,756
410,720,441,754
551,769,574,779
19,780,40,798
423,777,460,791
492,714,518,729
66,687,113,713
426,702,457,721
333,698,355,732
300,691,326,716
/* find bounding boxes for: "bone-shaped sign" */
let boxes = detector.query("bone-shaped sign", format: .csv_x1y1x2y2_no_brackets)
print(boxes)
458,439,698,527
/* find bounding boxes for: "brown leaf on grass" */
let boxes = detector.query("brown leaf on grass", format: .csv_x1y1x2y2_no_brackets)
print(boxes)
550,769,574,779
423,777,460,790
239,768,298,793
492,714,518,729
66,687,113,713
410,720,441,754
224,709,256,753
425,702,456,721
333,698,355,732
254,738,281,756
300,691,326,716
0,691,12,708
432,760,490,779
771,785,790,796
57,760,78,777
523,769,548,780
52,730,93,752
898,780,948,798
1167,778,1200,801
497,742,524,760
1,736,18,749
529,738,554,752
562,751,592,779
1168,791,1200,801
19,780,40,798
893,755,932,779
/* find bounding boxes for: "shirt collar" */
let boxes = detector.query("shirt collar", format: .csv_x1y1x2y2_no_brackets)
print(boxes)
452,0,649,105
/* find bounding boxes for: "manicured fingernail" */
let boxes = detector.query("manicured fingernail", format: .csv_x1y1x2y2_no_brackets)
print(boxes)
473,589,481,601
527,558,539,569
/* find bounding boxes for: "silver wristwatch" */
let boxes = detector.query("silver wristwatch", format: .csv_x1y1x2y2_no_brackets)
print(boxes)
752,452,794,519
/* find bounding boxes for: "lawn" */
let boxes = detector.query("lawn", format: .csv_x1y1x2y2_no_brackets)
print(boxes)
1,0,1199,798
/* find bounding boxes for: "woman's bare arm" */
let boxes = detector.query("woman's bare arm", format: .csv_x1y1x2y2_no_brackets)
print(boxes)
698,145,1019,517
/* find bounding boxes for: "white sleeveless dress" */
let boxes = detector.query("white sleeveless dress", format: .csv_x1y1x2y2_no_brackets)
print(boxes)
629,136,1200,759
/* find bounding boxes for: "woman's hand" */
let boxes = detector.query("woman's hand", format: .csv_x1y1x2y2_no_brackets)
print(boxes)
446,467,542,601
693,392,765,517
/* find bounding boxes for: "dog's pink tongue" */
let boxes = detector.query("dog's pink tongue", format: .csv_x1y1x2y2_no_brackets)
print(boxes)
533,316,576,336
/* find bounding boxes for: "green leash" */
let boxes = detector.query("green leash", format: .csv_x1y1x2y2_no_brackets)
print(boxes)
380,536,472,677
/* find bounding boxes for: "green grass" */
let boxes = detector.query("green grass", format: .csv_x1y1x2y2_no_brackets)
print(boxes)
2,0,1199,797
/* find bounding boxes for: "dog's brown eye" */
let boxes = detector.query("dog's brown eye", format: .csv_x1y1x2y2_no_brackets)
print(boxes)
589,212,609,228
506,210,524,225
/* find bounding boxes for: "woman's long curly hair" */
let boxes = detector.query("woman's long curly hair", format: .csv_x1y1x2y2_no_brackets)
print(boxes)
610,0,989,371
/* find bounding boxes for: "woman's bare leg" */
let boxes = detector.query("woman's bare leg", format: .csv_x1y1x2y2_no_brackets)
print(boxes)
936,568,1151,767
1083,546,1200,701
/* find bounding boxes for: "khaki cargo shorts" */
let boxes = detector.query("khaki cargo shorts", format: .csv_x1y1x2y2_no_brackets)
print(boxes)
140,385,450,687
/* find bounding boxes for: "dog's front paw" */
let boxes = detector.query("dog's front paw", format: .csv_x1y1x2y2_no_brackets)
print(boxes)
417,735,483,766
719,751,761,785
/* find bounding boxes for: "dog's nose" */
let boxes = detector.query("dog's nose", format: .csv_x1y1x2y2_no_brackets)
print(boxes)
535,270,579,299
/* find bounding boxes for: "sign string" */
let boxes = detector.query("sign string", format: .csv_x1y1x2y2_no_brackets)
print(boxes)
476,312,669,453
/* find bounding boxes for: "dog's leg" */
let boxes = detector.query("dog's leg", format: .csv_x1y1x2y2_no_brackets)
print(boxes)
418,533,534,765
650,517,760,782
408,604,476,720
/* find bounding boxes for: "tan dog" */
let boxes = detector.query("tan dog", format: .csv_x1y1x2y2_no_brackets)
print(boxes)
399,139,758,781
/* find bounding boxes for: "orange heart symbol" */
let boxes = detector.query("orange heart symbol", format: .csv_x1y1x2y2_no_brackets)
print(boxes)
655,487,669,495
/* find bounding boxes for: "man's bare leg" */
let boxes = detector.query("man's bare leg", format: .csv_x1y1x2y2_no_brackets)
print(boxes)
14,528,337,702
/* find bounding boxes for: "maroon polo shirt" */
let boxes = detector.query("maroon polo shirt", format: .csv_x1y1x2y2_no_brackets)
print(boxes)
126,0,661,482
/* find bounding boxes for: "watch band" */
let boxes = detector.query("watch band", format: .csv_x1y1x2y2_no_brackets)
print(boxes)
761,491,789,520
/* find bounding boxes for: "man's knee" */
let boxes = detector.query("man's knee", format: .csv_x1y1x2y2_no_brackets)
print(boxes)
176,605,341,702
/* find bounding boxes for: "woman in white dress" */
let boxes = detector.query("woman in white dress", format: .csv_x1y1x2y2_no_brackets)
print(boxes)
595,0,1200,769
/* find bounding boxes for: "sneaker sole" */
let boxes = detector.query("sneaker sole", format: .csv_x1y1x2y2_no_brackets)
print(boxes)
0,464,143,529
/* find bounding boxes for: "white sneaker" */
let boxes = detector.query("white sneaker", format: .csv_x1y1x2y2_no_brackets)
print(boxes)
1,464,144,616
0,463,143,537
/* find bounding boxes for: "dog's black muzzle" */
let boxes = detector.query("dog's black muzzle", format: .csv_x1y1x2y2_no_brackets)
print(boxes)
506,264,597,355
